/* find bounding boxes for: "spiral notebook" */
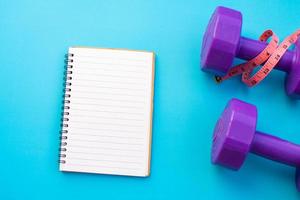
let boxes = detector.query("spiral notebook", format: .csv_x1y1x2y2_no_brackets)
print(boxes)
59,47,155,177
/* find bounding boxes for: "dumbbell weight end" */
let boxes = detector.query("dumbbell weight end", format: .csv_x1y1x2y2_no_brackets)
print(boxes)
212,98,300,191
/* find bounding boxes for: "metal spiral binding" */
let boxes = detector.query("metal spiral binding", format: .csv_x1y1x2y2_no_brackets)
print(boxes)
59,53,74,164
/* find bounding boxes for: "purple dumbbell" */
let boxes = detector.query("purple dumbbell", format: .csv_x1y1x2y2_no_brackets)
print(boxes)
201,6,300,98
212,98,300,191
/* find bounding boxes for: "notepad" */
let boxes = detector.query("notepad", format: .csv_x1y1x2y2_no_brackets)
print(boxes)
59,47,155,177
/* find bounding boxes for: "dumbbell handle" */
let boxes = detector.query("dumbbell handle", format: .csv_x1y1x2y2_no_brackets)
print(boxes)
250,131,300,167
237,37,294,73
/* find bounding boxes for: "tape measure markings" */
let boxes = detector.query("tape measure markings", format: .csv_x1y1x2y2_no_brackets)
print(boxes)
215,29,300,87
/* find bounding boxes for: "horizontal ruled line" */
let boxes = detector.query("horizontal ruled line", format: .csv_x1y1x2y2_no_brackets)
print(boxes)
70,96,146,104
73,61,148,68
72,84,146,91
72,59,149,69
72,78,147,86
74,72,146,80
70,138,143,146
67,157,142,165
64,163,141,171
70,107,145,115
73,54,148,62
69,120,144,128
67,150,143,158
68,126,143,134
71,89,145,97
70,102,144,109
70,113,144,121
69,133,144,139
74,66,147,74
68,145,142,152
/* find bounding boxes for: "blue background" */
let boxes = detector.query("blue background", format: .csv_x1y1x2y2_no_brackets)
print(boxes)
0,0,299,199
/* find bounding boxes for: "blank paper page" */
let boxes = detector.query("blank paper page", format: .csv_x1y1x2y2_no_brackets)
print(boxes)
59,47,155,177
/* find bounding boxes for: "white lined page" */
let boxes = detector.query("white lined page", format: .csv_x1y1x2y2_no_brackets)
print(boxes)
59,47,154,177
